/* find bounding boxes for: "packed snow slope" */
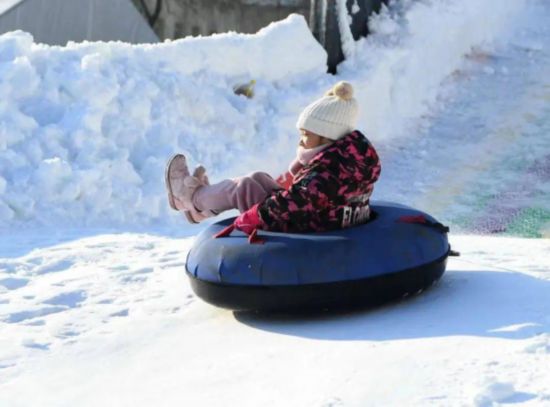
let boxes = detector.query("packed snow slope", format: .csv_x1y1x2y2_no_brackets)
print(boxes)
1,0,549,406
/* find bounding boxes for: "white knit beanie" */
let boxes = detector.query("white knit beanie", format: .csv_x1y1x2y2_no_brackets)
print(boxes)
296,81,358,140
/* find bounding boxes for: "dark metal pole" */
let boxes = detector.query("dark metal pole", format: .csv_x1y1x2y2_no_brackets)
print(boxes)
138,0,163,27
310,0,388,74
310,0,343,74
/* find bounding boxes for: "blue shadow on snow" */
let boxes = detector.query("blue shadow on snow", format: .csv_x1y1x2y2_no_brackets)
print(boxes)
235,269,550,341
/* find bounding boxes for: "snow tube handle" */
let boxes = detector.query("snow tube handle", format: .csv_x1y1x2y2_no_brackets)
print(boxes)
213,224,265,244
449,248,461,257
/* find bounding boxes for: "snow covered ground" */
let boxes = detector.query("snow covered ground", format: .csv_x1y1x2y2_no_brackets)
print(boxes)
1,0,549,405
0,235,549,406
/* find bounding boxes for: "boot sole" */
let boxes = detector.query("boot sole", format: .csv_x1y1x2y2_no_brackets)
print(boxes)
165,154,198,224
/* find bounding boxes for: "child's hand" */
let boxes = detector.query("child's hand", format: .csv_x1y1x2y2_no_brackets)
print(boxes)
276,171,294,189
234,206,261,235
214,204,264,244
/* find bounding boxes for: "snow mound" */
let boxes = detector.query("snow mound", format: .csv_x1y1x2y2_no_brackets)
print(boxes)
0,16,327,228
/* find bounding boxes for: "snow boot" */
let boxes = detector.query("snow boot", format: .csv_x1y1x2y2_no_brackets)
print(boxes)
165,154,209,224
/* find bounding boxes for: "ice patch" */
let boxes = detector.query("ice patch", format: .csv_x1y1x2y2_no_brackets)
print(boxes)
22,340,50,351
44,290,87,308
6,306,65,323
0,277,29,290
36,259,75,275
321,397,345,407
474,381,517,406
110,309,129,318
523,334,550,354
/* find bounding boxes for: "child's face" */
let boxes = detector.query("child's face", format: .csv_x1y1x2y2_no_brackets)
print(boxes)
299,129,329,149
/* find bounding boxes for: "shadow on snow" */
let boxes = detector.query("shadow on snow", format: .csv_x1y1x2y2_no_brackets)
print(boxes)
235,269,550,341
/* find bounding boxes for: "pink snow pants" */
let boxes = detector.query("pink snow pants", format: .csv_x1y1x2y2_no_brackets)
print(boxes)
192,171,282,214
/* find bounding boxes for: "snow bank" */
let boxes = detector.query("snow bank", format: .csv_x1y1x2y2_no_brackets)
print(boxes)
0,0,526,228
0,16,327,228
339,0,527,138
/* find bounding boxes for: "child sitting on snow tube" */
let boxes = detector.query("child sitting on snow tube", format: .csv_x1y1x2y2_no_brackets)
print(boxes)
165,81,381,242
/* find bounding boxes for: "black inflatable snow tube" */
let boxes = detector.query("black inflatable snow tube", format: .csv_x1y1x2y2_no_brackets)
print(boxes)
185,201,450,312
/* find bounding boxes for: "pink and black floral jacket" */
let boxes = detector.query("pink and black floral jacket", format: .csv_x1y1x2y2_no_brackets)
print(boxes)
248,130,381,233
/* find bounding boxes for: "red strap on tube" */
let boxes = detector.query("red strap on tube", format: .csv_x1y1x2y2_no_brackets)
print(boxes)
214,224,235,238
214,224,265,244
397,215,427,224
247,228,265,245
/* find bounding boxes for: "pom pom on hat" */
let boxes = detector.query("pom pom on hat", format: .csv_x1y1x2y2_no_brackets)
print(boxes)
326,81,354,100
296,81,359,140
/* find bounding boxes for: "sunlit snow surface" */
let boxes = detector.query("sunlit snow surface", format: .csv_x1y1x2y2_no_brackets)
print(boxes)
0,0,549,405
0,235,548,406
